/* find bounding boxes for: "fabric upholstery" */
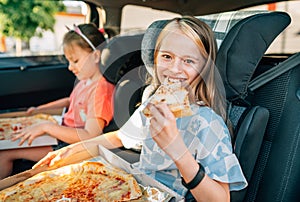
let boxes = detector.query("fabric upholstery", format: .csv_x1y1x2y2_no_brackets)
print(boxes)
100,34,144,84
246,58,300,202
215,11,291,101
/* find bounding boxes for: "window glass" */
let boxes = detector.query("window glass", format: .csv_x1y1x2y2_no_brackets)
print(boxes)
120,5,180,34
241,1,300,54
121,3,300,54
0,0,87,57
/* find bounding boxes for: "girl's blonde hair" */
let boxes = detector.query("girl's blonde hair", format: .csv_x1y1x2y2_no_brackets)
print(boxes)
150,16,227,122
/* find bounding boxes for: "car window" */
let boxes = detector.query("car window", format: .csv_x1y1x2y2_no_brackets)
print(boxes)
120,5,180,34
120,2,299,55
0,0,87,57
241,1,300,54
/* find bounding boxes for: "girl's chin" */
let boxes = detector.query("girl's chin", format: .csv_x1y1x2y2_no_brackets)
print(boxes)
76,76,91,81
75,74,84,79
76,76,83,80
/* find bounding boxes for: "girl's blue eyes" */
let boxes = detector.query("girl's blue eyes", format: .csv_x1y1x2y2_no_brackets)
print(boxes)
161,54,194,64
184,59,194,64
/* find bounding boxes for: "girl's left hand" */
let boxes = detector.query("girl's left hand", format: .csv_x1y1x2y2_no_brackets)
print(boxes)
148,103,187,161
12,122,52,146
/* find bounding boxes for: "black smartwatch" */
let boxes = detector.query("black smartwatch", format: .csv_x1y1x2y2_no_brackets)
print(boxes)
181,162,205,190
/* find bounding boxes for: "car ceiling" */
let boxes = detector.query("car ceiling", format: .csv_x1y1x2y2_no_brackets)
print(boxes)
83,0,285,15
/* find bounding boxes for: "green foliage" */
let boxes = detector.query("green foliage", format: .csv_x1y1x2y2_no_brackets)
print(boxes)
0,0,66,41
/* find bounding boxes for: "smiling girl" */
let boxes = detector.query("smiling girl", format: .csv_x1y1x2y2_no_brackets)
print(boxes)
35,17,247,201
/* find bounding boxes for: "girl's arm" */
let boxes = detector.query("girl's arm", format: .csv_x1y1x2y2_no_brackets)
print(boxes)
175,150,230,202
27,97,70,115
149,103,230,202
33,130,123,168
16,117,106,146
42,121,102,144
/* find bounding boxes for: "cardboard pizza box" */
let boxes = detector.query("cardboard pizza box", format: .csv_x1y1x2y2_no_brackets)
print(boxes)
98,145,185,202
0,108,65,118
0,108,65,150
0,145,184,201
0,134,58,150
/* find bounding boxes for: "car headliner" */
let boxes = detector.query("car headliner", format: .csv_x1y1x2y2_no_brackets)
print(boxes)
84,0,285,15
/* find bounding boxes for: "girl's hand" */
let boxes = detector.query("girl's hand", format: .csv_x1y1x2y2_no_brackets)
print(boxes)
33,146,73,169
26,107,37,115
12,122,53,146
148,103,188,161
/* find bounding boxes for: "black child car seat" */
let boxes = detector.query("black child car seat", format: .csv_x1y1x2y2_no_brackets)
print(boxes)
201,11,291,202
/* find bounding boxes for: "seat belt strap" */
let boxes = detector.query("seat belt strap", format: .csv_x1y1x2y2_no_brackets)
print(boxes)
248,52,300,91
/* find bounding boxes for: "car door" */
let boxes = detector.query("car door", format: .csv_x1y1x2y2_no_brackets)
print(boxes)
0,1,91,113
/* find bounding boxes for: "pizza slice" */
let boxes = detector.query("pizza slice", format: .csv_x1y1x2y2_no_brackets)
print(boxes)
143,78,193,118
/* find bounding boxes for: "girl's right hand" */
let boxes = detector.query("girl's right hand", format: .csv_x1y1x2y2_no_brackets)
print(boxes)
33,146,73,169
148,103,188,161
26,107,37,115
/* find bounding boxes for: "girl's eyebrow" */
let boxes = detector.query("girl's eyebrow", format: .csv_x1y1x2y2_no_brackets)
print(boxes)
67,56,78,63
159,50,201,61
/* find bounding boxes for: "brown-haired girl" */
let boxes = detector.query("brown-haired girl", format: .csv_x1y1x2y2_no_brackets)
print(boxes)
0,23,114,179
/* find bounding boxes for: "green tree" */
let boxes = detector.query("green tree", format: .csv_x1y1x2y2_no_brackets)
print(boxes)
0,0,65,54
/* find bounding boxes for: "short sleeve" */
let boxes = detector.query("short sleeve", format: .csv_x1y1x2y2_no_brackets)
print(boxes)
87,77,115,126
194,107,248,191
117,105,147,150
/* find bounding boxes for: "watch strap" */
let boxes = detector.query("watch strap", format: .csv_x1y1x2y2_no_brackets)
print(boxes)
181,162,205,190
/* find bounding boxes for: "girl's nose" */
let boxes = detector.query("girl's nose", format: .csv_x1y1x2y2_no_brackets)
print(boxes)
170,58,183,72
68,63,74,71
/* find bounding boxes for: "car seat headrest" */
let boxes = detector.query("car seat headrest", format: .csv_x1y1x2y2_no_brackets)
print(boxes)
141,11,291,101
100,34,144,84
141,20,170,76
214,11,291,101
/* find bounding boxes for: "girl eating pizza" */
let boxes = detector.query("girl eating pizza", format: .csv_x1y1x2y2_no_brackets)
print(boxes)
35,16,247,201
0,23,114,179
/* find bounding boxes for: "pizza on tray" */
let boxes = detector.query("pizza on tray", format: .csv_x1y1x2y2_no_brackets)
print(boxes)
143,78,193,118
0,161,142,201
0,113,57,141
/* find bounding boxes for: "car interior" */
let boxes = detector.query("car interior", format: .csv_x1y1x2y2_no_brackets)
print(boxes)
1,0,299,201
93,9,298,202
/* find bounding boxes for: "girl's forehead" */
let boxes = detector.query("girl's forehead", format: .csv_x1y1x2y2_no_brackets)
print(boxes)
64,44,85,60
159,30,201,58
63,41,80,51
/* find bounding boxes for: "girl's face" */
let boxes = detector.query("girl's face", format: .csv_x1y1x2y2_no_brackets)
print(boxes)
156,30,205,85
64,44,99,81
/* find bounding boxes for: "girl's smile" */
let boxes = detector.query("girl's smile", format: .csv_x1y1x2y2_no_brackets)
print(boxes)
156,30,205,85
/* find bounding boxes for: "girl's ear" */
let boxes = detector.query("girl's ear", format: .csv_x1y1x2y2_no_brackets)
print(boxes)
93,50,101,63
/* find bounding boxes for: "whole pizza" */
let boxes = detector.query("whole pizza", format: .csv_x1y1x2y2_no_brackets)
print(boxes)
0,161,142,201
0,114,57,141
